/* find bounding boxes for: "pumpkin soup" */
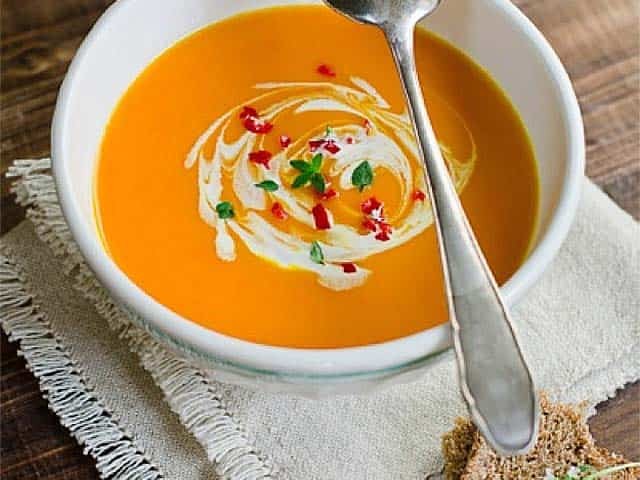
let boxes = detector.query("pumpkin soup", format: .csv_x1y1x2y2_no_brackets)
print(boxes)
95,5,538,348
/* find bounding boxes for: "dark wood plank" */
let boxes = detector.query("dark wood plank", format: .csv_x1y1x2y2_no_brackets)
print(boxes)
1,0,114,172
0,0,638,478
518,0,640,218
590,381,640,461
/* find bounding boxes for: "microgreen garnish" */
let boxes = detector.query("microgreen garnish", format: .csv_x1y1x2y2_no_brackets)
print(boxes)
254,180,279,191
292,172,313,189
215,201,234,220
351,160,373,192
310,173,325,194
543,463,640,480
325,125,332,136
290,153,326,193
311,153,322,171
582,464,640,480
310,241,325,264
290,160,309,172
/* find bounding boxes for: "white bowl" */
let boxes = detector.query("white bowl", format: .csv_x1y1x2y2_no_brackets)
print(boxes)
52,0,584,394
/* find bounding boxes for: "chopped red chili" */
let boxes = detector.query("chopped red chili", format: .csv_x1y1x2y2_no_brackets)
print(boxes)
239,106,258,119
346,136,354,144
248,150,273,169
412,189,426,201
360,197,393,240
362,218,377,232
323,140,341,154
279,135,292,148
312,203,331,230
317,64,336,77
341,263,357,273
319,188,338,201
271,202,288,220
375,230,391,242
240,106,273,134
373,221,392,241
309,139,325,152
378,221,392,235
360,197,382,215
243,116,274,134
309,138,342,155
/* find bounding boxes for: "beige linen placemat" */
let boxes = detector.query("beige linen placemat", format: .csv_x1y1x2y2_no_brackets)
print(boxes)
1,159,638,479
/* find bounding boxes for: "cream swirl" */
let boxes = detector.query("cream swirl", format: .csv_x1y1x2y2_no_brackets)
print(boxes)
185,78,475,290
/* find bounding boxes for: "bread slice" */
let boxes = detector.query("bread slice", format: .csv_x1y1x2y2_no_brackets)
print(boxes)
441,393,639,479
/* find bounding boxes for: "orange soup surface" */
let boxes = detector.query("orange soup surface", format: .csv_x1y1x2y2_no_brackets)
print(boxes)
96,6,538,348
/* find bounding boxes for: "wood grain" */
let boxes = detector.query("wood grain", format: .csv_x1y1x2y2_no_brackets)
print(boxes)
1,0,638,478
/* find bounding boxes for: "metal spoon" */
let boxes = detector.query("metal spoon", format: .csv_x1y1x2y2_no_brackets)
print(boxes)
323,0,539,456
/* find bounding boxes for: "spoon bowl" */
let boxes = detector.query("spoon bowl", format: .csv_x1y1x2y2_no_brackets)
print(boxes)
323,0,442,27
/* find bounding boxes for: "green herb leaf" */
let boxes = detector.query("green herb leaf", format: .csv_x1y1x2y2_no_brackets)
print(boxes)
325,125,332,136
254,180,279,191
290,160,311,172
291,154,323,190
311,153,323,171
351,160,373,192
310,173,326,194
310,241,324,264
292,171,313,189
215,201,235,220
583,463,640,480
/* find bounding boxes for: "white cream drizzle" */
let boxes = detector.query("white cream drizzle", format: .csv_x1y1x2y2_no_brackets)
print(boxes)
185,78,476,291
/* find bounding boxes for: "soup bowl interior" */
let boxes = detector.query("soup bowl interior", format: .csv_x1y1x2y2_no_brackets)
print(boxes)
52,0,583,392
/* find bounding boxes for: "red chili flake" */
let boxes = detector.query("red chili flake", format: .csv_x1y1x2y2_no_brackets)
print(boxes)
362,218,377,232
346,136,354,144
279,135,292,148
309,139,325,152
360,197,382,215
243,116,274,134
375,230,391,242
360,197,393,240
319,188,338,201
363,119,373,135
239,106,258,119
312,203,331,230
324,140,341,155
271,202,288,220
341,263,357,273
317,64,336,77
240,106,273,134
412,189,426,202
373,221,392,241
248,150,273,169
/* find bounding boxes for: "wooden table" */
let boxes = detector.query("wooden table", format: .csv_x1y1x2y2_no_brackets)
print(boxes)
1,1,638,478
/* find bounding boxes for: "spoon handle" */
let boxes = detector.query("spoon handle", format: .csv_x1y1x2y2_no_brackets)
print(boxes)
384,25,539,455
